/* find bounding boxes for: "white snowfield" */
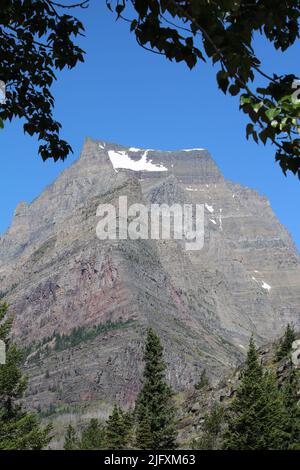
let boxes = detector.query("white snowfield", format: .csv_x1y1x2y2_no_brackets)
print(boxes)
205,203,214,213
252,275,272,291
183,148,205,152
261,281,272,291
108,150,168,172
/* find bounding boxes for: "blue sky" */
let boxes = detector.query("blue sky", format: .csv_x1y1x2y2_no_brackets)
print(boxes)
0,2,299,249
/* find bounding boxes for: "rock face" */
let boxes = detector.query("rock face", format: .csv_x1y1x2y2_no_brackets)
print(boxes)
0,138,299,417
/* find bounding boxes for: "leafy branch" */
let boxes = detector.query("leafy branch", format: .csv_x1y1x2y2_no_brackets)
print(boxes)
0,0,88,161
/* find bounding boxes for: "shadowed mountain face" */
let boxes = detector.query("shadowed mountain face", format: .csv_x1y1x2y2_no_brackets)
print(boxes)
0,138,299,416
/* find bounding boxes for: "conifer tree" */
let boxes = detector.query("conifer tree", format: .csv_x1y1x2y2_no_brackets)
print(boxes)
0,303,52,450
135,404,153,450
122,409,135,449
195,369,209,390
135,328,177,450
223,337,288,450
80,418,106,450
276,324,296,361
105,404,128,449
64,423,79,450
282,366,300,450
192,404,224,450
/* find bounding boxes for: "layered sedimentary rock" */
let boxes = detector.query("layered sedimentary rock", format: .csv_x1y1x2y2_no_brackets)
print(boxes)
0,138,299,417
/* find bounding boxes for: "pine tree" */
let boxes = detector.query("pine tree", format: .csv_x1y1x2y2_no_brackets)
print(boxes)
122,409,135,449
105,404,128,449
276,324,296,361
135,328,177,450
0,303,52,450
223,337,288,450
282,365,300,450
63,423,79,450
192,404,224,450
80,418,106,450
135,404,153,450
195,369,209,390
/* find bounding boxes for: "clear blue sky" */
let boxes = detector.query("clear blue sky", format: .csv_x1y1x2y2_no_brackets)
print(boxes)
0,2,299,249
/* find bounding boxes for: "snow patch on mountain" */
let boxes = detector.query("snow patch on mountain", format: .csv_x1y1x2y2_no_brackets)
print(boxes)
262,281,272,291
205,204,214,213
108,150,168,172
252,276,271,291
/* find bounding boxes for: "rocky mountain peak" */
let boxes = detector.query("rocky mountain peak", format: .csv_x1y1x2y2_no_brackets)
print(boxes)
0,138,299,420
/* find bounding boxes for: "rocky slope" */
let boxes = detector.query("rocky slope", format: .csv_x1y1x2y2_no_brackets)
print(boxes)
178,334,300,448
0,138,299,419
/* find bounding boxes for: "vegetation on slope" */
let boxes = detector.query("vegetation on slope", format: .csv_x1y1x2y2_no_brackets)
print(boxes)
0,302,299,450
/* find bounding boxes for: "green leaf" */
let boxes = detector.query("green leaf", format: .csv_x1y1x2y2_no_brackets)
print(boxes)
259,128,270,145
229,84,240,96
246,123,254,139
130,19,138,32
115,4,125,17
253,101,264,113
265,107,281,121
240,95,251,106
216,70,229,94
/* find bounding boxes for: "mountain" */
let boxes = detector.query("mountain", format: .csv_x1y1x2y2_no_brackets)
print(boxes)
0,138,299,422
